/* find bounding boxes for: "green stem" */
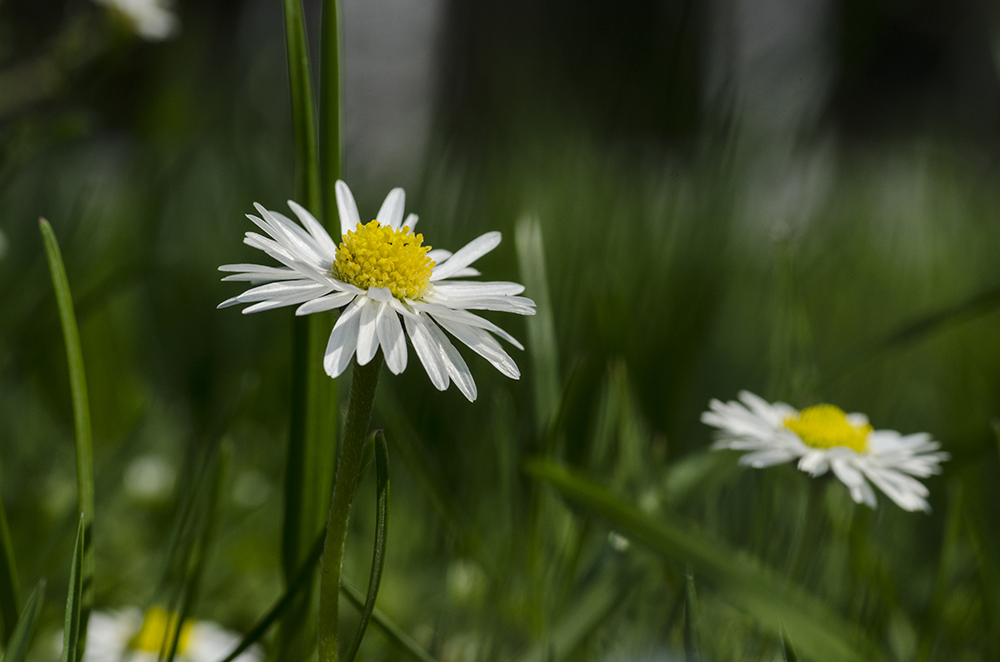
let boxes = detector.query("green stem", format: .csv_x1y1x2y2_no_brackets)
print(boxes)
318,354,383,662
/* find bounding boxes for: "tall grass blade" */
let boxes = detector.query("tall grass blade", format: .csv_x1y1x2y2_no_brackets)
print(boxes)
515,216,560,434
0,493,20,645
782,626,800,662
281,0,335,657
683,567,701,662
344,432,390,662
40,219,94,655
1,580,45,662
524,459,878,662
164,442,231,662
339,581,438,662
319,0,341,213
60,516,85,662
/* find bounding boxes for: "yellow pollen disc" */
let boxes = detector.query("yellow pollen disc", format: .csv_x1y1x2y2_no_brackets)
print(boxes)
333,221,435,300
129,606,193,655
783,404,871,453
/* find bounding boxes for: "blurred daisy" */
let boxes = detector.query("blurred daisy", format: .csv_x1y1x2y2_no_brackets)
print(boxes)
60,606,261,662
702,391,949,512
93,0,179,41
219,180,534,402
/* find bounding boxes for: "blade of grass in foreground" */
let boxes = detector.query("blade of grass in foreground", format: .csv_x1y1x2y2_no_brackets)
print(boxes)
165,442,231,662
40,219,94,657
2,580,46,662
0,492,21,645
343,432,390,662
524,459,879,662
60,516,85,662
339,581,437,662
782,626,800,662
683,568,701,662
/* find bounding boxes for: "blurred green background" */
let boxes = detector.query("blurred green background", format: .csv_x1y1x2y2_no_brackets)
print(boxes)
3,0,1000,660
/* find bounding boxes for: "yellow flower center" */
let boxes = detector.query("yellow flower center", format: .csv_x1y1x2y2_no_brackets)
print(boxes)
129,606,193,655
333,221,435,300
783,404,871,453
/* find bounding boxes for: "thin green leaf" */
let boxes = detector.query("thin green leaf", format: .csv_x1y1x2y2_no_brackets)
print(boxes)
2,580,46,662
40,218,94,657
515,216,561,434
164,442,231,662
0,492,20,645
524,459,879,662
684,567,701,662
344,431,390,662
216,531,326,662
60,516,85,662
519,572,628,662
339,580,438,662
782,625,800,662
319,0,341,213
281,5,333,662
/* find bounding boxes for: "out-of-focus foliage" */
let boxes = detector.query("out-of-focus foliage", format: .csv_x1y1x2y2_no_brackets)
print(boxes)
3,1,1000,661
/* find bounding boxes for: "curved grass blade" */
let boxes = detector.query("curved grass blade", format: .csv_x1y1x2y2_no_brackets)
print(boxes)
339,581,438,662
684,567,701,662
2,580,46,662
343,432,390,662
216,531,327,662
515,216,560,434
523,459,879,662
60,516,85,662
782,625,800,662
40,219,94,657
165,442,231,662
0,492,20,645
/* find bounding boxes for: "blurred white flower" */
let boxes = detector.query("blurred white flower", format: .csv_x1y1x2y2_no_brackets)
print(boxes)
702,391,949,512
123,454,176,501
219,180,535,402
60,606,262,662
93,0,179,41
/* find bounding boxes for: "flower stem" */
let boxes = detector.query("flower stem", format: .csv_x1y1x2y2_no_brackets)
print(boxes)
318,354,383,662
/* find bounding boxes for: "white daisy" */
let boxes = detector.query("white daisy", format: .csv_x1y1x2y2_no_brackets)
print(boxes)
218,180,535,402
702,391,949,512
92,0,179,41
56,606,262,662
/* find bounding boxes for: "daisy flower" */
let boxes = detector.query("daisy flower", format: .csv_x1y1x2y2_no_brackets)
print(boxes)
702,391,949,512
56,606,262,662
218,181,535,402
92,0,179,41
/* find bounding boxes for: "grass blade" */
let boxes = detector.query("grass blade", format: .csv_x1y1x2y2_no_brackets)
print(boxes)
339,581,438,662
2,580,46,662
524,459,878,662
684,567,701,662
216,531,326,662
782,625,800,662
319,0,341,214
343,431,390,662
0,492,20,645
164,441,231,662
40,219,94,656
60,516,85,662
515,216,561,433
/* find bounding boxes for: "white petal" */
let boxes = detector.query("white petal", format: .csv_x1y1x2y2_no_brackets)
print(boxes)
222,280,329,306
219,264,299,281
288,199,338,257
403,213,419,232
410,303,524,349
356,299,380,366
336,180,361,238
426,249,452,262
738,449,797,468
376,303,407,374
367,286,394,302
430,231,502,281
426,294,536,315
830,459,877,508
295,291,358,315
797,450,830,476
861,466,930,512
324,298,365,378
433,281,526,297
376,187,406,229
420,316,477,401
447,267,481,278
433,315,520,379
403,313,449,390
